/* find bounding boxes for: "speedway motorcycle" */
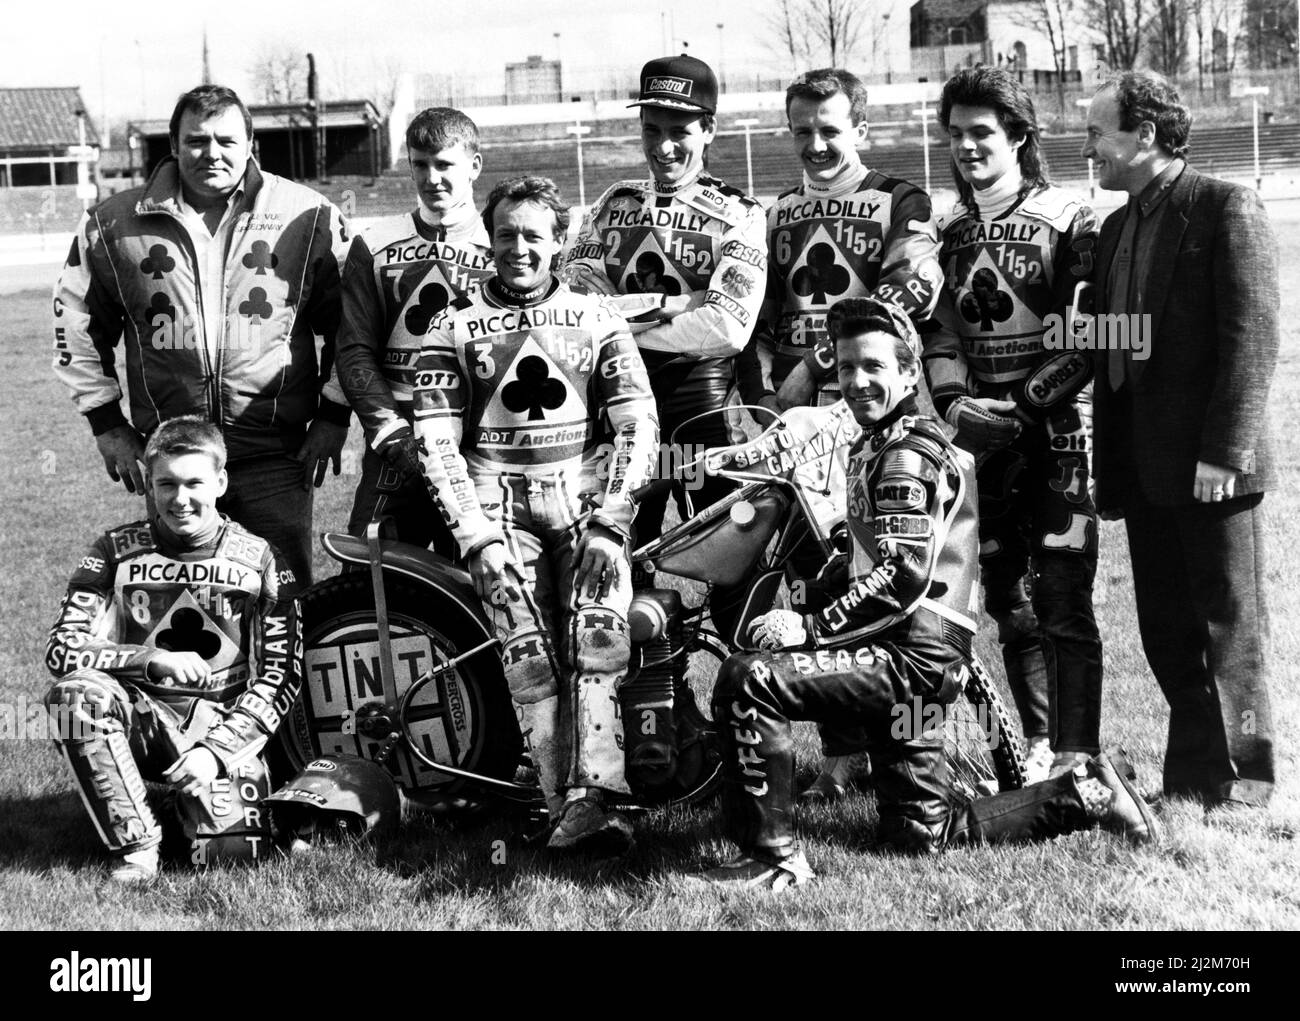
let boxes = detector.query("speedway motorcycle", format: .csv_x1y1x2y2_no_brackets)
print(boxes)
278,402,1026,812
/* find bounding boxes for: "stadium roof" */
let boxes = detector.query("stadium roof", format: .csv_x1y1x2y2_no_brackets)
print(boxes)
912,0,988,20
130,99,382,139
0,87,99,150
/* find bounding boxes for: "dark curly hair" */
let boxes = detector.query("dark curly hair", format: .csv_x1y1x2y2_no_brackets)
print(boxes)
940,66,1049,211
1102,71,1191,159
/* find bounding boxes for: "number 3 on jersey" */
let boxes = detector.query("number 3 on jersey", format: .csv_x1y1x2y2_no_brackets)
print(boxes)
471,342,495,380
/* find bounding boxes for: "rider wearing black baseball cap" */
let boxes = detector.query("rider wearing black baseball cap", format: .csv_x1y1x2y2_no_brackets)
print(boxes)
628,54,719,114
565,55,767,656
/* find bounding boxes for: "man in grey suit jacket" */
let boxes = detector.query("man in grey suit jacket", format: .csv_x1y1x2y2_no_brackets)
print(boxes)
1083,72,1277,808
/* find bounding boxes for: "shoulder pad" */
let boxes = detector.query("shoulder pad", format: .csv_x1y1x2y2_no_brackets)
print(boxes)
258,172,332,215
877,446,937,486
700,175,761,208
863,170,925,199
776,183,804,202
450,291,476,313
104,521,157,560
1016,186,1086,230
937,203,976,233
219,521,271,570
592,181,648,211
360,213,423,251
884,416,951,468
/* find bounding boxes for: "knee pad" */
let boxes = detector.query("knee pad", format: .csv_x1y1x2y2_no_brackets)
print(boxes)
571,608,631,681
182,757,274,867
45,671,125,745
501,631,558,705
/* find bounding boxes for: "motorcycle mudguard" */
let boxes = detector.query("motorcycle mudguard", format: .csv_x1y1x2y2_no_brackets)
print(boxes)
320,532,493,644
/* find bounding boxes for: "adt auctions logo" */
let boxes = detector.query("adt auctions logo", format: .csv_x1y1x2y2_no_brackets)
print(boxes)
49,952,151,1001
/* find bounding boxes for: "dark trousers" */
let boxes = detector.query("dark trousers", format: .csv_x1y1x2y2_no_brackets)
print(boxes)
712,643,1093,858
1123,492,1274,805
346,446,456,559
976,399,1102,751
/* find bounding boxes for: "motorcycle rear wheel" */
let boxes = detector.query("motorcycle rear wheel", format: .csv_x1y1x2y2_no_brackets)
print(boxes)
277,572,521,801
944,658,1028,799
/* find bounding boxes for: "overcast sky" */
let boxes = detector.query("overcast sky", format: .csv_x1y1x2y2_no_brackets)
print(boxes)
8,0,788,129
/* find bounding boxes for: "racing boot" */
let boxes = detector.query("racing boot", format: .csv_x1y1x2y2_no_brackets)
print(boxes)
108,846,160,885
516,696,566,818
547,786,634,856
799,754,856,804
695,847,815,892
1078,747,1161,845
569,607,632,796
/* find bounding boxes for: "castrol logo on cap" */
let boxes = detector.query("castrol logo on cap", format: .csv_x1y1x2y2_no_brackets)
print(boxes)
646,76,692,97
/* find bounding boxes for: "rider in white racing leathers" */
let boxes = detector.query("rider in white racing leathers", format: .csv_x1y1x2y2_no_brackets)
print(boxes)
413,177,658,855
337,107,493,555
562,54,766,641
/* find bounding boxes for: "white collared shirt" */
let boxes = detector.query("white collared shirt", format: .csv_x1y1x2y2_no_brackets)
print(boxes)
176,186,244,356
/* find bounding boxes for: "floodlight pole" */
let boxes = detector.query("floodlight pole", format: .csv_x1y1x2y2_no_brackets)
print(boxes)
912,100,932,193
735,118,759,196
1076,98,1094,201
1234,86,1270,192
568,122,592,208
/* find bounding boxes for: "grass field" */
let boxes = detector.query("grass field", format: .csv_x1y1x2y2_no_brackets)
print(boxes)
1,224,1298,931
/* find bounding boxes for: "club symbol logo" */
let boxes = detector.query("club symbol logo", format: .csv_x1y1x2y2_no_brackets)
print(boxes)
238,287,273,320
403,280,451,335
155,606,221,659
148,292,177,324
792,243,849,304
625,252,681,296
140,244,175,280
959,268,1014,331
242,239,278,276
502,355,566,421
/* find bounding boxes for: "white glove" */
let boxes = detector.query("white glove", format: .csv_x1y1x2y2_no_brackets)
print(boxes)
563,263,618,296
944,396,1022,452
749,610,809,651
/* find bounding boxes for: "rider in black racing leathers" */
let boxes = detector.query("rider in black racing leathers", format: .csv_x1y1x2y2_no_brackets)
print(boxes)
696,298,1158,890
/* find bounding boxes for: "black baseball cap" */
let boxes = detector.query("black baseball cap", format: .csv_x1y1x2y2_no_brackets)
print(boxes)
629,54,718,115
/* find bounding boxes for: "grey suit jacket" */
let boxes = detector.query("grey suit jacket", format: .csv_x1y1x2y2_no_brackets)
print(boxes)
1092,164,1279,510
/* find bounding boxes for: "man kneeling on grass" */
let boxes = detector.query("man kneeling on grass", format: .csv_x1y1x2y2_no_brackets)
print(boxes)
44,416,301,883
698,298,1159,890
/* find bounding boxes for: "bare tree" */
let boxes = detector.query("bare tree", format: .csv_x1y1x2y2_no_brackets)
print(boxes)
366,55,406,117
1084,0,1146,69
767,0,869,69
1148,0,1189,75
248,44,306,104
808,0,867,66
1010,0,1076,113
1188,0,1236,91
767,0,816,73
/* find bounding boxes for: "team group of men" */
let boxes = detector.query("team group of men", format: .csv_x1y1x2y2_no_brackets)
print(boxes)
44,48,1277,889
